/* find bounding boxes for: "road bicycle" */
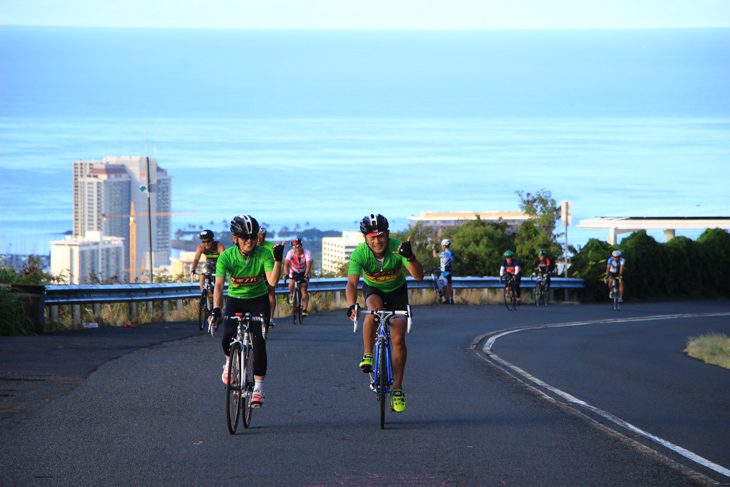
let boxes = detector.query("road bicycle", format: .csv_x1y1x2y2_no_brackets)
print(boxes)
286,275,307,325
533,272,549,307
428,268,447,304
502,274,518,311
609,275,621,311
220,312,266,434
193,264,215,331
352,303,412,429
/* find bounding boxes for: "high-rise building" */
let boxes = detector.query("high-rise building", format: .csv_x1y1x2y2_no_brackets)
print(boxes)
72,157,171,281
321,231,365,275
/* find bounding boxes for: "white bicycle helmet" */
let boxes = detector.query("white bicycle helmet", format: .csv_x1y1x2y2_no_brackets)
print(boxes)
612,250,622,257
441,239,451,247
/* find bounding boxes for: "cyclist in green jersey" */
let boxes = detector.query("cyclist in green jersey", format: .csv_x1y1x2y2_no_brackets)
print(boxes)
257,226,278,325
346,213,424,413
211,215,284,408
190,229,225,300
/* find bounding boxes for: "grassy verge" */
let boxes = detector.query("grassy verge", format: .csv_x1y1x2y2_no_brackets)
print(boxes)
685,333,730,369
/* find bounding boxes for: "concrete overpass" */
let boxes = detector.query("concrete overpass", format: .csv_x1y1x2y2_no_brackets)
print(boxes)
578,206,730,245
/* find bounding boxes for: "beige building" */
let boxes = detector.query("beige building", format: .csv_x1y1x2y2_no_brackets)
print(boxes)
321,231,365,275
50,231,125,284
408,211,529,231
170,251,198,278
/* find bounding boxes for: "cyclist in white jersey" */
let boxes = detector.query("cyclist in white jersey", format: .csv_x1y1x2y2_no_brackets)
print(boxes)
285,238,313,317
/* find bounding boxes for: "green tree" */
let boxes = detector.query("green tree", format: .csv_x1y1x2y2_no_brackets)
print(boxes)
569,238,612,301
516,189,560,236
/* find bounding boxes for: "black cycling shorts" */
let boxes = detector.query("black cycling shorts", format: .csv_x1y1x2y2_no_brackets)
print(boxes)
361,282,409,312
443,273,453,285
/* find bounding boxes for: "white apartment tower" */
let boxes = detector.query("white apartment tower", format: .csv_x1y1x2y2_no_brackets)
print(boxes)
50,232,125,284
73,157,172,281
321,231,365,275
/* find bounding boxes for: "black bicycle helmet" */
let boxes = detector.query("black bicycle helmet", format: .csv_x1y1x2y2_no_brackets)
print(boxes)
199,230,214,241
230,215,259,238
360,213,389,235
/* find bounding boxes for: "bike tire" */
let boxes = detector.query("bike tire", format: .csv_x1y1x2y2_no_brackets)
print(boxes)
226,343,242,434
242,344,254,428
198,290,207,331
378,340,387,430
534,284,540,307
504,286,514,311
297,289,303,324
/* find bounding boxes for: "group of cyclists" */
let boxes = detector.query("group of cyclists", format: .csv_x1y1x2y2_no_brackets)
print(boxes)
193,212,625,414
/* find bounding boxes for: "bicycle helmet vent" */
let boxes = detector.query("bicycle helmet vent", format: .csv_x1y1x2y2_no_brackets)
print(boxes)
230,215,259,238
360,213,389,236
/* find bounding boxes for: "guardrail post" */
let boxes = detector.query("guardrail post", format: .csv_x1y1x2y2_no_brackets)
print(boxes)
50,305,59,323
334,291,341,305
176,299,183,312
420,289,426,299
130,302,138,318
163,300,170,319
72,305,81,325
92,303,101,317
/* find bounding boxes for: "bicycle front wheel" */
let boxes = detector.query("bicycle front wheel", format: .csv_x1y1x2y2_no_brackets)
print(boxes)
296,290,303,324
226,343,242,434
377,340,387,430
504,286,514,311
242,344,254,428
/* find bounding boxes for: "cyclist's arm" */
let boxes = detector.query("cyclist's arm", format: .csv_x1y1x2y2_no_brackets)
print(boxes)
217,242,225,254
305,259,313,278
265,262,282,288
619,262,624,276
432,247,439,259
406,257,424,281
499,265,505,277
284,259,291,277
346,273,360,307
191,244,204,271
213,275,225,309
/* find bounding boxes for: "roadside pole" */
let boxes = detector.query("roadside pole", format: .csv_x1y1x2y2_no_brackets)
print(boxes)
561,201,572,301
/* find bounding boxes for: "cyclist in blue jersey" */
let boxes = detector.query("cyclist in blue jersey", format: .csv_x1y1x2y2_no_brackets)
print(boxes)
432,239,454,304
500,250,522,305
606,250,625,302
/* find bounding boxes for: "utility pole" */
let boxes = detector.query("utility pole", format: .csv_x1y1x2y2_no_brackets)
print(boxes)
146,156,153,283
561,201,572,301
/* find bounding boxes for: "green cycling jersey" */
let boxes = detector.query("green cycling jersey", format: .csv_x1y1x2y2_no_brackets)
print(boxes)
215,245,274,300
348,238,410,293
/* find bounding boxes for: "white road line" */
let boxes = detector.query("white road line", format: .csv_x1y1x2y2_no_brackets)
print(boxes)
478,312,730,479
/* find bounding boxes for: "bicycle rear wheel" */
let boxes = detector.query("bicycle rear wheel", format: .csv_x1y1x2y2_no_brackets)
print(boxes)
226,343,242,434
504,286,514,311
377,340,387,429
198,290,208,331
242,344,254,428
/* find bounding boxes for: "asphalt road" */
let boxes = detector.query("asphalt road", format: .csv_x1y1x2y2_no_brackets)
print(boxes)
1,300,729,486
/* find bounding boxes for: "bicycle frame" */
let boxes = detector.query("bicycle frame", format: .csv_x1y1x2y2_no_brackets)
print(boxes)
225,313,266,434
352,304,412,428
503,274,518,311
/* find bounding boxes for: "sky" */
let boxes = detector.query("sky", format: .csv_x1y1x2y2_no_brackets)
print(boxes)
1,0,730,30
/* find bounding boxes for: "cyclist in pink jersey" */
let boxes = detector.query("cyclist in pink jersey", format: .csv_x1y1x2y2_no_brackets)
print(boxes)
285,238,313,317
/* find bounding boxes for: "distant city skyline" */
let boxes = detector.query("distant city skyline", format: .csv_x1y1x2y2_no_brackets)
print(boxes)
1,0,729,30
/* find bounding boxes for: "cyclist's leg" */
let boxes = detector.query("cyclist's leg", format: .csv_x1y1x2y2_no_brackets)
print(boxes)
199,273,205,294
288,278,295,300
362,292,382,356
390,318,407,391
301,281,309,312
515,276,522,302
266,283,276,320
618,277,624,299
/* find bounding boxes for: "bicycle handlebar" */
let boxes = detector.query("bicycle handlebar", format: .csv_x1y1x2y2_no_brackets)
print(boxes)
351,304,412,334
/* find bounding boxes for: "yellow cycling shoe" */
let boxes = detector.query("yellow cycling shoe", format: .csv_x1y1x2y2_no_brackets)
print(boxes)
391,390,406,413
359,353,373,373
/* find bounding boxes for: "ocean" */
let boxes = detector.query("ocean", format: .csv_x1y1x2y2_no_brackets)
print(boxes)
1,27,729,256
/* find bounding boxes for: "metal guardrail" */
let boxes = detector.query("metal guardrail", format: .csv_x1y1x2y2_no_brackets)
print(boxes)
45,276,583,305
